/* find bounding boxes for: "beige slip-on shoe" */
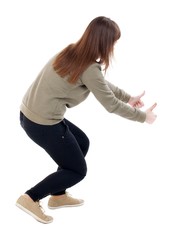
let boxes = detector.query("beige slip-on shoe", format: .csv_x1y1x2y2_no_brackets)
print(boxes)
16,194,53,224
48,192,84,209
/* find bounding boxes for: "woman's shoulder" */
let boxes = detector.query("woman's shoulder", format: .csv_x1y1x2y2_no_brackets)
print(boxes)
83,62,103,76
80,62,104,82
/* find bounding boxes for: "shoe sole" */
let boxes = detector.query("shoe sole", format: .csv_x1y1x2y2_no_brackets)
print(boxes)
16,203,53,224
48,202,84,209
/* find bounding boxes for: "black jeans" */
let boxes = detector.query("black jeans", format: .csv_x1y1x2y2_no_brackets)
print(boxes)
20,112,89,201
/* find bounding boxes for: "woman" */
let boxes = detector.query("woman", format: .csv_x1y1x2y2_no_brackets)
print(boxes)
16,16,157,224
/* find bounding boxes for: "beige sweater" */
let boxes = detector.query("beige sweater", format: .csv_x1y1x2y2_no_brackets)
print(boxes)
20,55,146,125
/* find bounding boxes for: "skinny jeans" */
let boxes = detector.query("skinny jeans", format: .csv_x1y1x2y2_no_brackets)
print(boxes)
20,112,89,201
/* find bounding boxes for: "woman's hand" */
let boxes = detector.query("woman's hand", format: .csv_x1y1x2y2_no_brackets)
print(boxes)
145,103,157,124
128,91,145,108
129,91,157,124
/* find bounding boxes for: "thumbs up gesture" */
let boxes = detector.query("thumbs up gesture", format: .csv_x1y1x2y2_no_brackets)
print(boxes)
128,91,157,124
145,103,157,124
128,91,145,108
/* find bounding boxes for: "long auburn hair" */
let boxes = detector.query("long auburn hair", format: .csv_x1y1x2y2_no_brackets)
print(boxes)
53,16,121,84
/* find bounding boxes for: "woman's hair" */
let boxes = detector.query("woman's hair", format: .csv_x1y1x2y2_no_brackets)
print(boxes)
53,16,121,83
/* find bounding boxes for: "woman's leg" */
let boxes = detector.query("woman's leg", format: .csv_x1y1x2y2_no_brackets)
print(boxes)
64,118,90,157
20,112,89,201
53,118,90,195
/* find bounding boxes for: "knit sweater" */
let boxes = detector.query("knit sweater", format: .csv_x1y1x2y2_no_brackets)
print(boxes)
20,55,146,125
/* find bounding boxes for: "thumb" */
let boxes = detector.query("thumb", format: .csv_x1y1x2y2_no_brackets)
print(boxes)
138,90,145,99
148,102,157,111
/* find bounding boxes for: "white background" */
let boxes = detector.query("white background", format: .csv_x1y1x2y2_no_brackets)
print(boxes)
0,0,178,239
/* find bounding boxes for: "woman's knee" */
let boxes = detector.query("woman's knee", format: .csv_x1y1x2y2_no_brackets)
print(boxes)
77,161,87,179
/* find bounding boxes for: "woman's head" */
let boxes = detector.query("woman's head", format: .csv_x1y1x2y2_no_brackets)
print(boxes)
53,16,121,83
78,16,121,64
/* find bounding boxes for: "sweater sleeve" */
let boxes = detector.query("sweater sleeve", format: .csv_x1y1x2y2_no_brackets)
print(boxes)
81,63,146,123
105,80,131,103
